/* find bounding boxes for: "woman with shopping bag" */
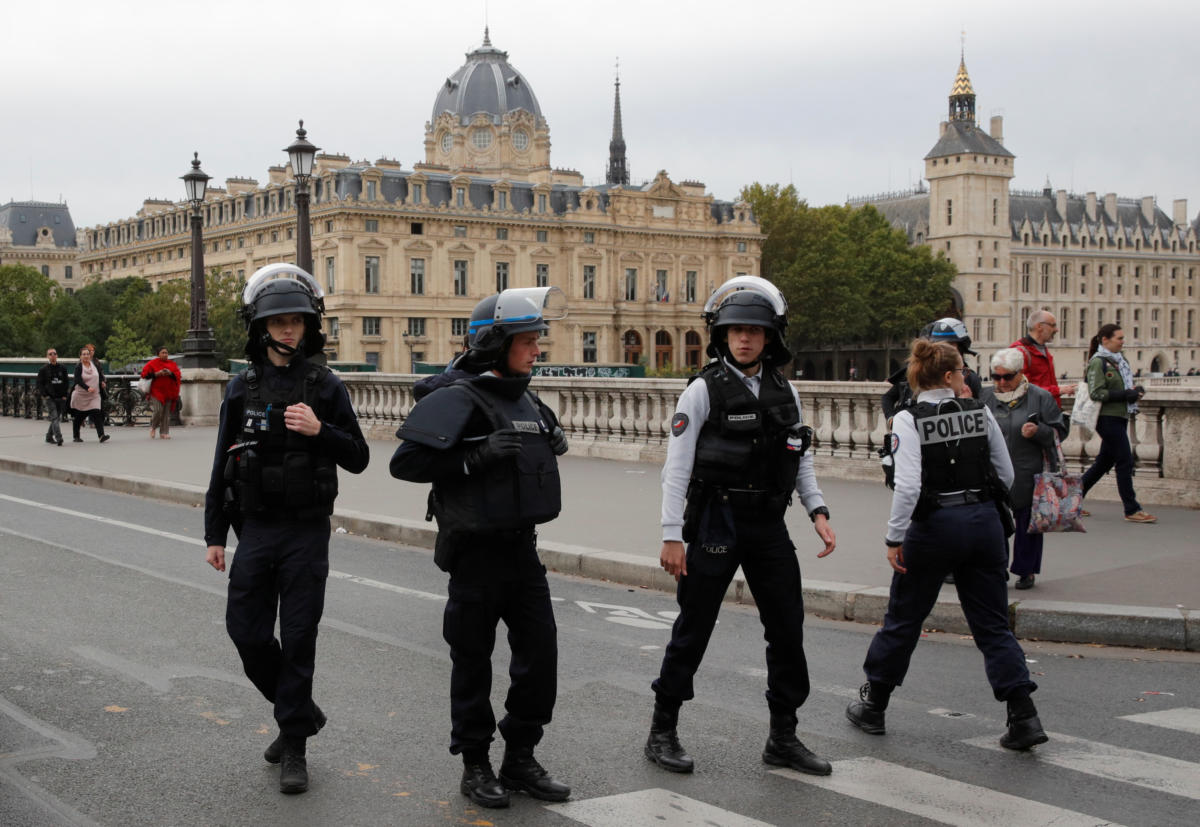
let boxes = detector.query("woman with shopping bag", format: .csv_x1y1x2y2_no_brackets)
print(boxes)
981,349,1068,590
140,347,182,439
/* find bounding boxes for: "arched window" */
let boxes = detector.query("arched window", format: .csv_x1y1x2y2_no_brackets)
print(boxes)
654,330,673,369
684,331,703,369
623,330,643,365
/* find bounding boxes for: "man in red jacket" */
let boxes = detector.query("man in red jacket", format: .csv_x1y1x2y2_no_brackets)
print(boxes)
1011,310,1073,409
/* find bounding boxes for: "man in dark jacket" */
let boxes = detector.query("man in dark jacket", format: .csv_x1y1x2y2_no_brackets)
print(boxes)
37,347,69,446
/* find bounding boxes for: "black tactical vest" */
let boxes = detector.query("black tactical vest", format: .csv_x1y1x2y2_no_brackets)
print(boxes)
910,398,992,495
691,363,803,497
430,382,561,533
228,362,338,518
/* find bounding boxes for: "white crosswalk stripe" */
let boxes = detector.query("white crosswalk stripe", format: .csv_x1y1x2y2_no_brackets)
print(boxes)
546,789,772,826
962,731,1200,800
773,757,1121,826
1118,707,1200,736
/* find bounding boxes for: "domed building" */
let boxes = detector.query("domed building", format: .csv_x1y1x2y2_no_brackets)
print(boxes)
78,30,761,374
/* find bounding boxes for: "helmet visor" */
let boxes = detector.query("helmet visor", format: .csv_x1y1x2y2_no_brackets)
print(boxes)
493,286,568,325
242,263,324,307
703,275,787,318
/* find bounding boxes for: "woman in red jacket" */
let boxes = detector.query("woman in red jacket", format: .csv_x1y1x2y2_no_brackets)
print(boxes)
141,347,181,439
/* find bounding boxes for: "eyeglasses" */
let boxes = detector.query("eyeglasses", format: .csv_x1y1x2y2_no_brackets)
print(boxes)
951,367,968,374
990,372,1018,381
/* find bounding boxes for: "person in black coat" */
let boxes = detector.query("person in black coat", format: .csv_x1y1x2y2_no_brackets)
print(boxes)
37,347,70,445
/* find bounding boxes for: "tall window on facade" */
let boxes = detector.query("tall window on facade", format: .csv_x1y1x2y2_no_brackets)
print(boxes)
685,271,697,303
453,260,468,296
582,331,597,363
623,330,642,364
363,317,381,336
365,219,379,232
497,228,508,240
583,231,595,244
498,192,508,211
536,263,549,287
624,268,638,301
538,194,547,213
1079,309,1087,339
411,258,425,294
408,318,426,336
654,330,673,368
451,318,470,338
685,331,702,368
655,270,669,301
993,198,998,225
456,188,465,207
65,265,73,279
582,265,595,299
987,318,995,340
365,256,380,294
536,230,547,243
496,262,509,292
325,256,336,292
412,184,422,204
946,199,953,226
41,265,50,277
327,317,339,340
366,181,376,200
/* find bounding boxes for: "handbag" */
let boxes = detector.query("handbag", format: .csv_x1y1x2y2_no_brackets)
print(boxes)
1027,434,1086,534
137,375,153,394
1070,385,1100,438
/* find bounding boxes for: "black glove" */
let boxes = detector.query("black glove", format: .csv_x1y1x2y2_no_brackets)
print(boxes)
465,428,523,473
549,426,568,456
1132,385,1145,399
1113,388,1140,402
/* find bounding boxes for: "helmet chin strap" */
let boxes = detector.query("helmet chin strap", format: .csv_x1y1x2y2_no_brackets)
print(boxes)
261,331,302,358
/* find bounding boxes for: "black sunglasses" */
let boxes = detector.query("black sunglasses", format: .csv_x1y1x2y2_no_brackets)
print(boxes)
990,372,1018,381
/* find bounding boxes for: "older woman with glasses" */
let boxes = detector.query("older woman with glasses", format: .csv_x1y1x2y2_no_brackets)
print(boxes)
980,348,1066,589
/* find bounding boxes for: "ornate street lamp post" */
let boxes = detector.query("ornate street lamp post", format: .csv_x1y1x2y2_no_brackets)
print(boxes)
285,120,319,275
179,152,218,368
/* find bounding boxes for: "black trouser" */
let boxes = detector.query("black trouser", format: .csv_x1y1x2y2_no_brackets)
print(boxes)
225,515,330,738
442,530,557,757
1081,414,1142,515
653,514,811,715
46,398,66,441
863,502,1035,701
71,408,105,440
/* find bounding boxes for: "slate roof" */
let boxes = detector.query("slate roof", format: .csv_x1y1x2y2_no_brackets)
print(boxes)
1009,191,1177,245
925,119,1014,160
0,201,77,247
431,30,542,126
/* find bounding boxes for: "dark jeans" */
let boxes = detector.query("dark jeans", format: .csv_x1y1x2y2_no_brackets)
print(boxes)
1010,505,1043,576
863,502,1035,702
71,408,105,440
442,532,557,756
1081,415,1142,515
653,516,811,715
225,516,330,738
45,398,66,441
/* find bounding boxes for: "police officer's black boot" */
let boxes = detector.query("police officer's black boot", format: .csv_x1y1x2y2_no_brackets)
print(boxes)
499,745,571,801
1000,691,1048,751
644,700,694,773
762,711,832,776
845,681,890,735
460,752,509,809
265,703,326,764
278,737,308,794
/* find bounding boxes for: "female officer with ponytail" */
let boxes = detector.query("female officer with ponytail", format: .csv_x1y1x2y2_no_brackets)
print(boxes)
846,338,1049,752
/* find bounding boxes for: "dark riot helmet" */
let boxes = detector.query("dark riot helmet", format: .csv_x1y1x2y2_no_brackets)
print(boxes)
923,316,976,356
240,263,326,359
461,286,568,371
702,275,792,367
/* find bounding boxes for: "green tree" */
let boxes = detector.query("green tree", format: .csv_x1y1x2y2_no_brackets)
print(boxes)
206,267,247,368
71,276,153,354
128,279,189,353
0,264,56,355
104,320,151,373
41,294,91,356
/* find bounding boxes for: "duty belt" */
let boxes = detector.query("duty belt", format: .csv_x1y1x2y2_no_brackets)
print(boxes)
933,490,990,507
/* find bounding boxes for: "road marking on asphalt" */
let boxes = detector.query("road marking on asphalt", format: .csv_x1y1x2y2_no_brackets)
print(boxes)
327,570,445,601
0,492,202,546
546,788,771,826
775,757,1122,826
1118,707,1200,736
962,731,1200,800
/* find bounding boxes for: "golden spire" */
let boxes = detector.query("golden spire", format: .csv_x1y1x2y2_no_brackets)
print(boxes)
951,57,974,97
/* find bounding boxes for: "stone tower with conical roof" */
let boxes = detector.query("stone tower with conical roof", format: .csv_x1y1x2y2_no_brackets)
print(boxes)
924,54,1016,339
606,69,629,186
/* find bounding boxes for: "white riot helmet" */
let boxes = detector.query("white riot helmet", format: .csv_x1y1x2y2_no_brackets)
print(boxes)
702,275,791,367
241,263,326,359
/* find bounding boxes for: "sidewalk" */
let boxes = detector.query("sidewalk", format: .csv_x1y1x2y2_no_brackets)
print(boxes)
1,416,1196,650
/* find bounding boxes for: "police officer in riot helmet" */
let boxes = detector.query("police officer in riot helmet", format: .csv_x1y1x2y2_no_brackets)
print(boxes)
648,275,837,777
846,338,1049,751
390,287,571,810
882,317,981,419
204,264,369,794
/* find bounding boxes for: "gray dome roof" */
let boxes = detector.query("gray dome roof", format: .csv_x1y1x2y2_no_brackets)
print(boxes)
432,30,542,125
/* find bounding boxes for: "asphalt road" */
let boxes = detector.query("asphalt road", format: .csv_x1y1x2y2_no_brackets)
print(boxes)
1,474,1197,826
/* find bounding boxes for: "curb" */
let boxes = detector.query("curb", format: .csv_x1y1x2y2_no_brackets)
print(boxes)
2,455,1194,652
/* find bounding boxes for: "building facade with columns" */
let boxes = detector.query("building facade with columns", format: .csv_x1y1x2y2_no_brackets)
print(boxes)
0,201,82,292
853,58,1200,379
76,31,762,373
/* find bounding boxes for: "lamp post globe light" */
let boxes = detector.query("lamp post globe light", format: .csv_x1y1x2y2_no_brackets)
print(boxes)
286,120,319,275
179,152,218,368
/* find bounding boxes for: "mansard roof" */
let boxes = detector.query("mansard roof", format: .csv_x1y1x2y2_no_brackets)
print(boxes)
1009,190,1179,245
925,119,1014,160
849,191,930,242
0,200,77,247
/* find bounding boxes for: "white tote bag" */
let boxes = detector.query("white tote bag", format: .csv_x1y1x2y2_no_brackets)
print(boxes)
1071,388,1100,438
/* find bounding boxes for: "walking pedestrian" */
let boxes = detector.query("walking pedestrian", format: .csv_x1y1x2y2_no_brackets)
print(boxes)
69,346,108,443
204,263,369,794
37,347,69,446
141,347,181,439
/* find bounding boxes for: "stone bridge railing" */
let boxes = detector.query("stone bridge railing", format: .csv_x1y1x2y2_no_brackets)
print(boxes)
335,373,1199,508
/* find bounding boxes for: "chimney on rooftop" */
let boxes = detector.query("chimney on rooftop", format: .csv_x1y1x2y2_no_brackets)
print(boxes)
1104,192,1117,220
1173,199,1188,227
1085,192,1097,222
1141,196,1155,225
989,115,1003,144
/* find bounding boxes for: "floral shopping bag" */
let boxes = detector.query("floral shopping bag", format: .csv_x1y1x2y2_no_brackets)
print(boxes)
1028,434,1086,534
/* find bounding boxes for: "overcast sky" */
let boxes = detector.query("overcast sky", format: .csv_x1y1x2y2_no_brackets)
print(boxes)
4,0,1198,230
